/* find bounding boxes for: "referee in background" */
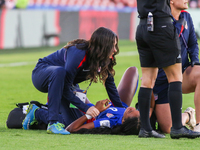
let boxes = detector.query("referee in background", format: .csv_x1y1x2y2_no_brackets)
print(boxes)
136,0,200,139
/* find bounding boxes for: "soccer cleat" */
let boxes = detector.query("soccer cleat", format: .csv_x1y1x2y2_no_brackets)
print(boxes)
194,123,200,132
170,126,200,139
138,128,165,138
47,122,70,135
22,104,39,130
184,107,196,130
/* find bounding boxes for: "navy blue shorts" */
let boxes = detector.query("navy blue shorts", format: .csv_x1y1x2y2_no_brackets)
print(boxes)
153,82,169,104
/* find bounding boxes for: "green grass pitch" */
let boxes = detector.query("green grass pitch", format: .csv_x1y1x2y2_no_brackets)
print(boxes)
0,40,200,150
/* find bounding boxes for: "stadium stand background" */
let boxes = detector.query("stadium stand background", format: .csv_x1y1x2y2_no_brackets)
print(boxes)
3,0,136,10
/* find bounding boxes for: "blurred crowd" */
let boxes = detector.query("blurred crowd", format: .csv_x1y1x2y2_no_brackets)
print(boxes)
190,0,200,8
0,0,200,10
0,0,136,10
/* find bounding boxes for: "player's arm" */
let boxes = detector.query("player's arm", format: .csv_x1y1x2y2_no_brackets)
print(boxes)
64,49,91,113
105,74,124,107
66,115,95,132
66,99,111,132
187,14,199,65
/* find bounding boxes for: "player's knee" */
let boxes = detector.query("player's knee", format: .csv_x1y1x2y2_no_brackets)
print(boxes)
141,79,156,88
127,66,138,77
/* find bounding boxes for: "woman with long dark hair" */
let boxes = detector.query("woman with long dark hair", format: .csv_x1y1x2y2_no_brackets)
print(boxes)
23,27,123,135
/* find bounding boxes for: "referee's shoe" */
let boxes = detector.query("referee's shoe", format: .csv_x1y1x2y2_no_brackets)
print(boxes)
170,126,200,139
138,128,165,138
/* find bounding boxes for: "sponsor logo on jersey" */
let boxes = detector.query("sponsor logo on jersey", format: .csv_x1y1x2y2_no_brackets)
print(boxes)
106,113,114,118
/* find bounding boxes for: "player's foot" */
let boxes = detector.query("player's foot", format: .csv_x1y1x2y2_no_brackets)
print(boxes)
22,104,39,130
170,126,200,139
194,123,200,132
47,122,70,135
184,107,196,130
138,128,165,138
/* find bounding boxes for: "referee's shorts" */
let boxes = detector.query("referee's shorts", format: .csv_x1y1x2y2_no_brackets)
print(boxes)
136,17,182,68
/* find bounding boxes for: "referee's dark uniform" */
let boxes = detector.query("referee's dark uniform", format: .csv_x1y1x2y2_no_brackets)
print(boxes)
136,0,200,139
136,0,181,68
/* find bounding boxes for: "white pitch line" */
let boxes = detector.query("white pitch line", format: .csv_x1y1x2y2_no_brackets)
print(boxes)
0,61,37,67
0,51,138,68
118,51,138,56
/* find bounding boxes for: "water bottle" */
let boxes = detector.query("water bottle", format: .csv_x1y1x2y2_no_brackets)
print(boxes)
147,12,154,32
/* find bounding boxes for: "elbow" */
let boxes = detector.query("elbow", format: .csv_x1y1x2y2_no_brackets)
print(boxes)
66,125,73,133
66,125,79,133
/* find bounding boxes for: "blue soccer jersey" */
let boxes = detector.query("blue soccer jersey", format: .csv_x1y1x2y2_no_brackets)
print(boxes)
93,106,126,128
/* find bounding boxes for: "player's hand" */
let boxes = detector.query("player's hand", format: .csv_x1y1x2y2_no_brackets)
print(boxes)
191,61,200,67
86,106,100,118
95,99,111,112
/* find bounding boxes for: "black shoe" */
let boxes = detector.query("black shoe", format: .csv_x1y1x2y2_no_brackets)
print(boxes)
170,126,200,139
138,128,165,138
